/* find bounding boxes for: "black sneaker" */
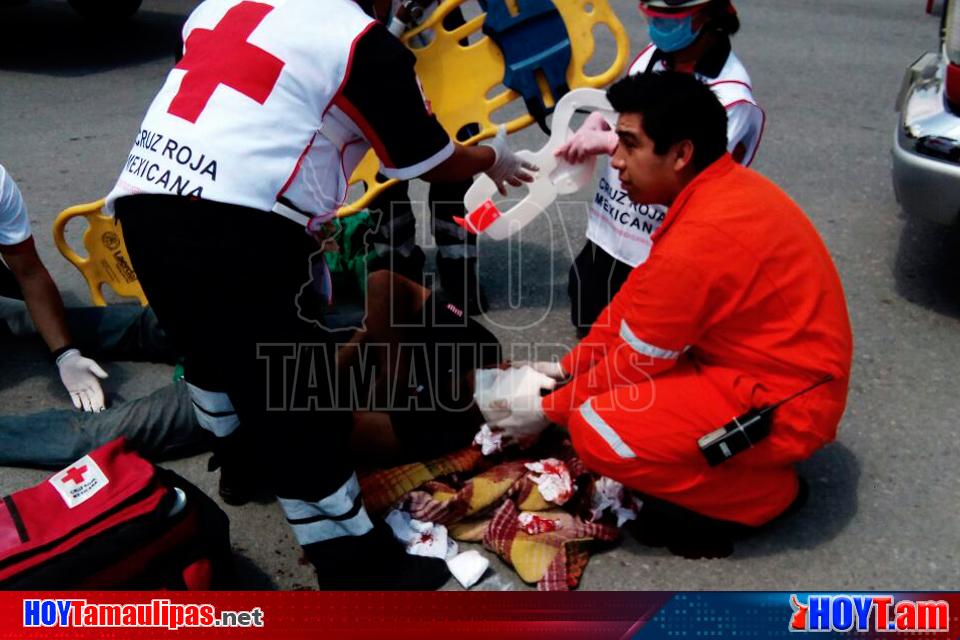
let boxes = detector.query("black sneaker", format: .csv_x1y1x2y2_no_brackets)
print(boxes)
627,477,810,559
307,521,450,591
437,256,488,315
627,495,749,559
207,446,256,507
217,461,256,507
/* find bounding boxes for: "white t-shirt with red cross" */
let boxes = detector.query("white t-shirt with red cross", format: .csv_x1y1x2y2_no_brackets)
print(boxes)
585,43,765,267
105,0,452,221
0,164,31,247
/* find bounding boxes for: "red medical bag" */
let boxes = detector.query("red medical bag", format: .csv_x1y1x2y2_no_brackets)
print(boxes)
0,438,231,589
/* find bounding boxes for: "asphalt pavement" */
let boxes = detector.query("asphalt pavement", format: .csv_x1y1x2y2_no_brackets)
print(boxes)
1,0,958,590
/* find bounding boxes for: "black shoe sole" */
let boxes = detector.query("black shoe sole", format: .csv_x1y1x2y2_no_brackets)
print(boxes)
218,488,253,507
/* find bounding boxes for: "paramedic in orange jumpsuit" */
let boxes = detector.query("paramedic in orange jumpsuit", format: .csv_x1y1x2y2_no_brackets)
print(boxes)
494,71,852,530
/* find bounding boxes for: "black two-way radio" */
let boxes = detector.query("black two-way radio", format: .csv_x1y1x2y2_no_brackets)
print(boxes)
697,375,835,467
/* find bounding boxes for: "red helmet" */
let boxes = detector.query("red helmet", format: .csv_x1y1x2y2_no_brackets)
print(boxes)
642,0,712,7
639,0,736,19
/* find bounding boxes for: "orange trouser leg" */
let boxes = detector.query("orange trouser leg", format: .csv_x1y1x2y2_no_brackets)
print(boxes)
567,359,799,526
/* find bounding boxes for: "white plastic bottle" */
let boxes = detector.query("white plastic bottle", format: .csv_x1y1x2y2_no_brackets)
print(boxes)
458,88,615,240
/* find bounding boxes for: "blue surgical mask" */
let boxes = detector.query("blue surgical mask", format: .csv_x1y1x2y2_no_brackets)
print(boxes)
648,15,703,52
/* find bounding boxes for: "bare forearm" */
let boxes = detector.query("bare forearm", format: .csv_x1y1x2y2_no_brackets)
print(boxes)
421,144,495,183
19,269,71,352
2,240,73,353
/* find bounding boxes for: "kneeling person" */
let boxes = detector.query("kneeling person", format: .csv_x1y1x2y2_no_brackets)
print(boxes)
493,71,852,547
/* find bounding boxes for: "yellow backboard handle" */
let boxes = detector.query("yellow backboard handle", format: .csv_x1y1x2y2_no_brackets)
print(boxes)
52,199,148,307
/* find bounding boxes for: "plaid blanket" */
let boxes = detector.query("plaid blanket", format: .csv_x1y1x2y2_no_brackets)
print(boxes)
358,446,485,515
358,435,621,591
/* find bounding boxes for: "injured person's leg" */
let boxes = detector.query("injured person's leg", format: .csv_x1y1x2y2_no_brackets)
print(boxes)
1,298,176,364
337,271,502,466
0,381,208,469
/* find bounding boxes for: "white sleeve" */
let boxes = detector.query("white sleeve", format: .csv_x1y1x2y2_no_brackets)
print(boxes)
0,165,32,247
725,100,765,167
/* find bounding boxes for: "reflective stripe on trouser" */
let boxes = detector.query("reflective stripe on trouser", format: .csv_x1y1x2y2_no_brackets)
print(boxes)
185,381,240,437
566,356,799,527
579,399,637,459
278,473,375,545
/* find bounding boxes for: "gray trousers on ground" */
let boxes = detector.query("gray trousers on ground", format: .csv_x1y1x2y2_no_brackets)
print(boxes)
1,296,200,468
0,296,175,363
0,380,207,469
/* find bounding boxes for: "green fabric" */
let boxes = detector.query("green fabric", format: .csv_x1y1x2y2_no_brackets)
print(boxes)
323,210,377,295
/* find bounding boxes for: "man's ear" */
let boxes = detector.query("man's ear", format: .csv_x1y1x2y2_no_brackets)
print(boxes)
672,139,696,172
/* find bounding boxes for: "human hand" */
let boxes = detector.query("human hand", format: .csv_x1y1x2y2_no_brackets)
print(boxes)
510,360,568,382
474,366,555,446
56,349,108,412
554,111,618,164
484,125,538,195
488,402,550,448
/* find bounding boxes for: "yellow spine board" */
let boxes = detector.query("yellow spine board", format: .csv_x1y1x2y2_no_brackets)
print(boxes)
336,0,629,217
54,0,629,304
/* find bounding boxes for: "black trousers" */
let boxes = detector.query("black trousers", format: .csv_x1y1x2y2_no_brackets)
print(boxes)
0,260,22,299
116,195,353,502
568,240,633,332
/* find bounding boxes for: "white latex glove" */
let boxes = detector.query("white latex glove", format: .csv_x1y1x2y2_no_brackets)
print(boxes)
490,401,550,448
554,111,618,164
473,368,510,425
510,360,568,381
484,125,538,195
473,366,556,426
56,349,108,413
478,366,556,447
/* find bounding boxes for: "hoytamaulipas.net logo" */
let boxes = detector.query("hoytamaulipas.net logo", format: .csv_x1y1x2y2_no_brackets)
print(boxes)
23,598,264,630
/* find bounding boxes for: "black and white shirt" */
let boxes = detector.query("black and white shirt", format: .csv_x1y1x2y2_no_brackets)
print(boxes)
106,0,451,220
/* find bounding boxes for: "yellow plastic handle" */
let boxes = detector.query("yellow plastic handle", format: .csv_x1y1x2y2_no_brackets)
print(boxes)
52,199,148,307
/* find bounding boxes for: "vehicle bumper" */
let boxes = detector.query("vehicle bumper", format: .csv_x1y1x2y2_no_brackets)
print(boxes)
893,128,960,225
892,51,960,226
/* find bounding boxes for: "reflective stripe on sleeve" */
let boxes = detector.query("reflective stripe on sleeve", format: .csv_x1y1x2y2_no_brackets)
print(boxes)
619,319,682,360
379,141,455,181
579,399,637,459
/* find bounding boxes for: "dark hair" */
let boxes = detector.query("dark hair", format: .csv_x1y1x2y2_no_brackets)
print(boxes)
606,71,728,170
704,0,739,36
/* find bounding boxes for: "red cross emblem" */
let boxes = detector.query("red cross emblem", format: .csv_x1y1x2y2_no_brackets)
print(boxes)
61,465,88,485
168,1,286,123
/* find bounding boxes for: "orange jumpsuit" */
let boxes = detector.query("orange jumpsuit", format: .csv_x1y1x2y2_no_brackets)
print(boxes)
542,154,853,526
